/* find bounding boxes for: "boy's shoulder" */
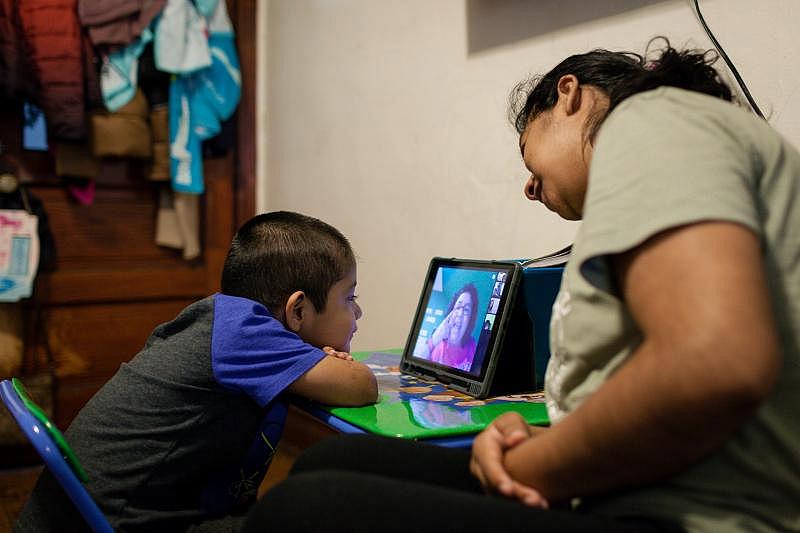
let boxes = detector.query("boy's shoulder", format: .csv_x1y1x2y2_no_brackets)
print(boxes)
212,292,262,309
147,295,218,340
210,293,298,351
152,294,264,335
211,293,281,333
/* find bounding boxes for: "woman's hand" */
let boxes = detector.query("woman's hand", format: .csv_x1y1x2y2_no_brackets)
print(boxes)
469,412,549,508
429,311,455,348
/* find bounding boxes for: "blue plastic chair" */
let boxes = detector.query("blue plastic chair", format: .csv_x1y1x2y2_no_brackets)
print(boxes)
1,379,113,533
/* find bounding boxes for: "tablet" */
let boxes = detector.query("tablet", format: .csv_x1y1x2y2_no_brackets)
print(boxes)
400,258,529,399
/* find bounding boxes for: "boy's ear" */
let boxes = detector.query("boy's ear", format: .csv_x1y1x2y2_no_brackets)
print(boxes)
284,290,309,333
556,74,581,115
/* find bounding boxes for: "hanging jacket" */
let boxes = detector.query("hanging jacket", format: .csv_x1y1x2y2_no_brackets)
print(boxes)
167,0,240,194
17,0,86,140
154,0,211,75
0,0,38,103
100,27,153,112
78,0,166,49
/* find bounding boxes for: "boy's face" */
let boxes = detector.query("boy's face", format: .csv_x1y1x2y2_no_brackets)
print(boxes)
301,266,362,352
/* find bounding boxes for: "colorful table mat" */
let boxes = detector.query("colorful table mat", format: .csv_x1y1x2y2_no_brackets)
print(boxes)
322,351,549,440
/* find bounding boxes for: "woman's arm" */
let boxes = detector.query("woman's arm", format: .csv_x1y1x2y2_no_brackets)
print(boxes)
503,221,781,502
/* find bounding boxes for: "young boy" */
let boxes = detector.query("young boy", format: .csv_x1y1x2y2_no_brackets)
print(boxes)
15,211,378,532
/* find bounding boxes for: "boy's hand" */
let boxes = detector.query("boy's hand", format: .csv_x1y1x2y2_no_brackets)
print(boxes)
322,346,353,361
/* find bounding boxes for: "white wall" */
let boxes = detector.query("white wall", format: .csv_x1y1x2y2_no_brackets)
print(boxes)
256,0,800,352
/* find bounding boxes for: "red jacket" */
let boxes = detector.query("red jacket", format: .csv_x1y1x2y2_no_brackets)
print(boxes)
17,0,87,140
0,0,37,102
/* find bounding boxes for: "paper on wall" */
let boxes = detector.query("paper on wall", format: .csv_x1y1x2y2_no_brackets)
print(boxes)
0,210,40,302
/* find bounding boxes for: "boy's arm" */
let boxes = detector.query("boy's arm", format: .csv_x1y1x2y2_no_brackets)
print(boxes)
287,355,378,406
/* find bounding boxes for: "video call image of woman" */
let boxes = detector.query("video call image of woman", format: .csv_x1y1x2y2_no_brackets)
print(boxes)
425,283,480,371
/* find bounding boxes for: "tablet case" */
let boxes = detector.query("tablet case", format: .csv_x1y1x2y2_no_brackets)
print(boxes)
478,263,564,395
400,258,565,398
400,259,525,399
519,265,565,390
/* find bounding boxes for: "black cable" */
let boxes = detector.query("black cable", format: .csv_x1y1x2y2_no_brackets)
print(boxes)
693,0,765,119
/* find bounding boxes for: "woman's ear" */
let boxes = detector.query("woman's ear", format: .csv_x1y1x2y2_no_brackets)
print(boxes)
284,290,308,333
556,74,581,115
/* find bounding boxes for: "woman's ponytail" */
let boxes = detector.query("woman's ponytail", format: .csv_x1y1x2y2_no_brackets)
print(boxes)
510,37,734,139
608,37,733,114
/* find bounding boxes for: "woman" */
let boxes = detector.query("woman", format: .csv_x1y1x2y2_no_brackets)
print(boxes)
244,39,799,532
427,283,479,370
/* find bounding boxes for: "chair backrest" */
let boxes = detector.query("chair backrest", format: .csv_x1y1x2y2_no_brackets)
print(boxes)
0,379,114,533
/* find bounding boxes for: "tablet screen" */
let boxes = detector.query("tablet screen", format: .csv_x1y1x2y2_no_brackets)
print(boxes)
405,259,520,380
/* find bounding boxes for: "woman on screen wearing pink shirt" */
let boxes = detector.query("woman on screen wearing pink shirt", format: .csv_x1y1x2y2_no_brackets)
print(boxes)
427,283,479,371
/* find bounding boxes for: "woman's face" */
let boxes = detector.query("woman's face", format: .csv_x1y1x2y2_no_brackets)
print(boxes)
519,76,602,220
449,291,473,344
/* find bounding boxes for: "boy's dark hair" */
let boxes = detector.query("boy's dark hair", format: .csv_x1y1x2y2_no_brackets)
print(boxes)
221,211,355,314
509,37,734,143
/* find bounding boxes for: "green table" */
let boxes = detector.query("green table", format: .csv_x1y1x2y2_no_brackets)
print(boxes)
296,350,549,448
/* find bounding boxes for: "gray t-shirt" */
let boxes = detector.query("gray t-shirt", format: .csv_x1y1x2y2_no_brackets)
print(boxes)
16,294,325,532
547,87,800,532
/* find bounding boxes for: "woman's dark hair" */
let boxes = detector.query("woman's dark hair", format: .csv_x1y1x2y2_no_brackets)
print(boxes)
221,211,355,314
509,37,734,142
446,283,480,346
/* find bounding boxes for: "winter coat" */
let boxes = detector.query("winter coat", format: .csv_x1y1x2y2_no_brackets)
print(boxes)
17,0,87,140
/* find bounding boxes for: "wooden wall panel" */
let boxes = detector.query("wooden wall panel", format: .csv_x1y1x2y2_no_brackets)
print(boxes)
202,155,235,292
44,300,194,380
1,0,254,456
35,299,196,426
32,186,169,265
38,268,208,305
233,0,257,228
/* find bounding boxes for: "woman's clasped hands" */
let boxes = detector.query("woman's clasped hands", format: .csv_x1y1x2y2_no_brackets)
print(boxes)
469,411,550,509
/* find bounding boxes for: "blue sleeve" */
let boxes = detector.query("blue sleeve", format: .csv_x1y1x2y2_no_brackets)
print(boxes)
211,293,326,407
